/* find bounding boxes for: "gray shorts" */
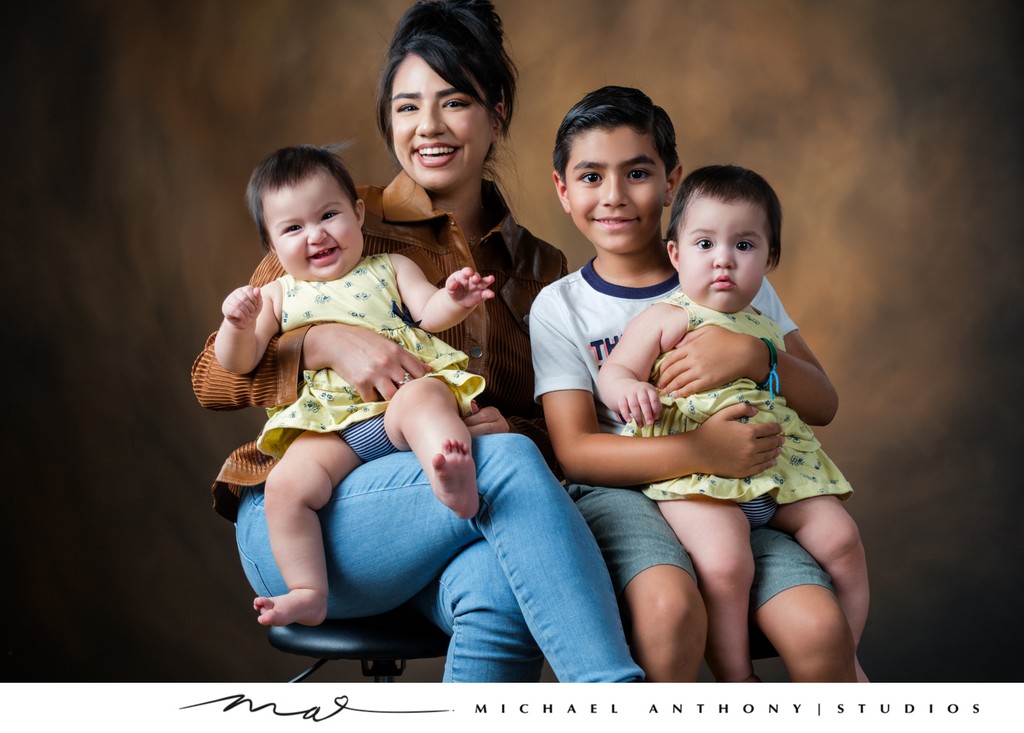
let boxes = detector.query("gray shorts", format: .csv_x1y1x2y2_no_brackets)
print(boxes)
566,483,832,609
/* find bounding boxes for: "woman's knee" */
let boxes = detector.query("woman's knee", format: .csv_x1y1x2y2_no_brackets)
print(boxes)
472,434,561,504
473,433,542,472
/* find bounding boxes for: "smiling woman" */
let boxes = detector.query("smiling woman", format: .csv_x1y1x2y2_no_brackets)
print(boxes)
191,0,643,683
386,54,504,232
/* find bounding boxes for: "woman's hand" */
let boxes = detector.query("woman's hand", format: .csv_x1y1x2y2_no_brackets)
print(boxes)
302,323,431,402
656,325,764,397
463,402,509,436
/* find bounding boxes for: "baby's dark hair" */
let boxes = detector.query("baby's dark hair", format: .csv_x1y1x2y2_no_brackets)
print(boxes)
552,85,678,180
376,0,516,160
668,164,783,270
246,143,358,248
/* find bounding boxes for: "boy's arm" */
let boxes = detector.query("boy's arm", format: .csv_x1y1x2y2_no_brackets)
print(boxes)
530,290,780,486
542,390,780,487
776,330,838,425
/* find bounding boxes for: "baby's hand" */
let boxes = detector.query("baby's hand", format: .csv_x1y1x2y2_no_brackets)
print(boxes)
616,382,663,428
222,285,262,329
447,267,495,309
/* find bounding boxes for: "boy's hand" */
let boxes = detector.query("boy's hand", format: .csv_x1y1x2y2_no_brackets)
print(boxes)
446,267,495,309
692,402,782,477
615,382,663,428
657,325,757,397
222,285,262,329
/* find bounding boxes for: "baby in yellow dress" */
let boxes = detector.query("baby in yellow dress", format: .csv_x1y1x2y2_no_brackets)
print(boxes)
215,145,493,627
598,165,869,682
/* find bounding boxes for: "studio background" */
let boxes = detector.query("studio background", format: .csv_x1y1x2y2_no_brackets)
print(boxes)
3,0,1021,683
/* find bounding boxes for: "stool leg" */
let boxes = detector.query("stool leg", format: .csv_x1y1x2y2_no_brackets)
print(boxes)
287,658,329,683
361,658,406,682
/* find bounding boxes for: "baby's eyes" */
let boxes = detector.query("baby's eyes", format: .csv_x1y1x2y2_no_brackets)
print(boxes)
696,238,714,250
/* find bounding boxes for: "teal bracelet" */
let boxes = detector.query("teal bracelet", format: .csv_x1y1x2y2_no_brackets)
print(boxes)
757,337,780,401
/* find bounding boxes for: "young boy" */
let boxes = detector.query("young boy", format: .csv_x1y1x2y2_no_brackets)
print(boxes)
529,86,858,681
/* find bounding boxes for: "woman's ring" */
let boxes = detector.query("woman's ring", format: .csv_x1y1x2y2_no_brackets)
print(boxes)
401,372,412,384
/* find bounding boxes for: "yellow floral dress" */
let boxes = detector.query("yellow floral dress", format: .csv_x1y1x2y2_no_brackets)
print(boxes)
626,292,852,505
257,254,484,459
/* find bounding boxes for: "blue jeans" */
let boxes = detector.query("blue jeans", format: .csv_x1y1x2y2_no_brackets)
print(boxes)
236,433,643,682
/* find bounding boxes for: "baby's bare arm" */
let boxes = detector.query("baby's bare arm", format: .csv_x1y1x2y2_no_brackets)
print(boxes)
597,304,687,426
392,255,494,332
215,283,281,374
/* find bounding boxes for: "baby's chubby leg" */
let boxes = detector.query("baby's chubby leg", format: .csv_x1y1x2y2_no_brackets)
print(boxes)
771,495,870,681
658,497,757,682
256,431,361,627
385,377,479,519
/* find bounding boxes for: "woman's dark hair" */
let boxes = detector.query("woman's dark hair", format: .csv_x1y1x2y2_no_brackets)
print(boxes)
667,164,783,270
246,143,358,248
375,0,517,161
552,85,678,180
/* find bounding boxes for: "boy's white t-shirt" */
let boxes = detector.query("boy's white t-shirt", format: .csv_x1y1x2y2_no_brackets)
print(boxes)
529,258,797,435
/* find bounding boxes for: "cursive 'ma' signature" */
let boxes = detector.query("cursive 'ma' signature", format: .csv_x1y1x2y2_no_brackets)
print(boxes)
181,693,452,723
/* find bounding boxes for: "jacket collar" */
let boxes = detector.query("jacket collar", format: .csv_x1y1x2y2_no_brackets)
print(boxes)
381,171,512,241
380,171,436,222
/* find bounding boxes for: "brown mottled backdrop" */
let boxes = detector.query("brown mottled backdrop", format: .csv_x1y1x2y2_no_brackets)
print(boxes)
2,0,1021,683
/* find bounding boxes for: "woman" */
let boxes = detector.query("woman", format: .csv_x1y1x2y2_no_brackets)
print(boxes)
192,0,641,682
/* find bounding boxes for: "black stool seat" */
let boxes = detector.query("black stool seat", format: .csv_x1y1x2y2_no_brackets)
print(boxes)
268,606,451,682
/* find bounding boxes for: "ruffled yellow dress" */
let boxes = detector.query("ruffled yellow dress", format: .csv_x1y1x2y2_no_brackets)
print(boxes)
257,254,484,459
626,292,852,505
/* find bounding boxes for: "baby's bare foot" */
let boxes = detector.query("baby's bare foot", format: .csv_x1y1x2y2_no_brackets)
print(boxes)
253,589,327,627
431,439,479,519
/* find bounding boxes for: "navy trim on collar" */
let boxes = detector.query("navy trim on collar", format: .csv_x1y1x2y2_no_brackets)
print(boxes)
580,257,679,300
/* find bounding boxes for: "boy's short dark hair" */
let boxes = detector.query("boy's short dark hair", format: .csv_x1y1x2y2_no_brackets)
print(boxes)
552,85,678,179
246,143,359,248
668,164,783,270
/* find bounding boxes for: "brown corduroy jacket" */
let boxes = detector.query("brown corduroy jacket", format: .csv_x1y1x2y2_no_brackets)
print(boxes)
191,172,568,521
